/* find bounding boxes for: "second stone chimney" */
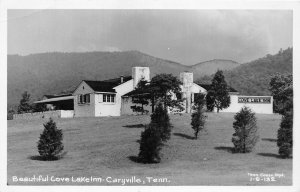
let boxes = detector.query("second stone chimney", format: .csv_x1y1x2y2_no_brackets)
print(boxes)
132,67,150,88
180,71,194,113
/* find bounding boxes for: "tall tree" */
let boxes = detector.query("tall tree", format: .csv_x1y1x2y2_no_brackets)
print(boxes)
149,73,184,112
206,70,231,112
191,92,207,139
205,91,215,112
131,78,150,114
17,91,32,113
271,73,294,158
269,73,293,115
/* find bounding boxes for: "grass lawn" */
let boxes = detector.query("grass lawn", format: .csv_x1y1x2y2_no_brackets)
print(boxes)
7,113,292,185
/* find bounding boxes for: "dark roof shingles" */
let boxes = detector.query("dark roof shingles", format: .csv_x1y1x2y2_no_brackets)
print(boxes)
44,93,72,99
84,76,132,92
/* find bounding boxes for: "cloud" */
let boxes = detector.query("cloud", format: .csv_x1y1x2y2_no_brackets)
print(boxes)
8,10,292,65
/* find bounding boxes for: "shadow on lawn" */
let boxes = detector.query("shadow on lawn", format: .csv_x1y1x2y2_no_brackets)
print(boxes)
128,156,141,163
173,132,195,140
257,153,283,159
123,124,145,128
214,146,235,153
28,151,67,161
261,138,277,142
127,156,160,164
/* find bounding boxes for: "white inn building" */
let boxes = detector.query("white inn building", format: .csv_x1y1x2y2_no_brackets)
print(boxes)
27,66,273,119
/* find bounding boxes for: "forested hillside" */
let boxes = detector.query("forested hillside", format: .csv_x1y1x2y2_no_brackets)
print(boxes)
197,48,293,95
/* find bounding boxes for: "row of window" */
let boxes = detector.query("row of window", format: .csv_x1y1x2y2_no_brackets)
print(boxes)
78,93,199,105
78,94,116,104
78,94,90,104
103,94,115,103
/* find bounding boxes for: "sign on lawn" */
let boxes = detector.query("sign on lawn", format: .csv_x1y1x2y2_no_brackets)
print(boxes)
238,97,271,104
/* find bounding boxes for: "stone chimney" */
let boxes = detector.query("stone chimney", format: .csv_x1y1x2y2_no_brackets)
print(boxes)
132,67,150,88
120,75,124,83
180,71,193,113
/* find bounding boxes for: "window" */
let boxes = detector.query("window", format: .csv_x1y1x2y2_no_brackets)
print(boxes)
103,94,115,103
84,94,90,103
78,95,83,104
111,95,115,103
78,94,90,104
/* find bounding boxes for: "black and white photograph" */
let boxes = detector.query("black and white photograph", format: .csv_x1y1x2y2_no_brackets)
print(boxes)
1,0,299,191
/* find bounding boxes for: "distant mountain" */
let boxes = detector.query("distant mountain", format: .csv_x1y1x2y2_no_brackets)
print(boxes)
196,47,293,96
191,59,240,76
8,51,241,108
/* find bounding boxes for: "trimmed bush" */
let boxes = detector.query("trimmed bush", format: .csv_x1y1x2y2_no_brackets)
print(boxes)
150,103,172,142
232,107,259,153
138,125,163,163
277,111,293,158
138,102,171,163
37,118,64,160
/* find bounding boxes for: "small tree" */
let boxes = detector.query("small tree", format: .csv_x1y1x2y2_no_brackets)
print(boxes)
206,70,231,112
150,103,172,142
191,92,207,139
138,125,163,163
277,111,293,158
37,118,64,160
17,91,32,113
232,107,259,153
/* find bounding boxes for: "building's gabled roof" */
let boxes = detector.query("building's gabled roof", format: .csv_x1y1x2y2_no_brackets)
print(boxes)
44,93,73,99
35,95,74,104
101,76,132,83
123,89,150,97
196,83,238,93
83,76,132,93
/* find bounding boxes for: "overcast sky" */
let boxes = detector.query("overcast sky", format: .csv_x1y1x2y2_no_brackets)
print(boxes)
8,9,292,65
